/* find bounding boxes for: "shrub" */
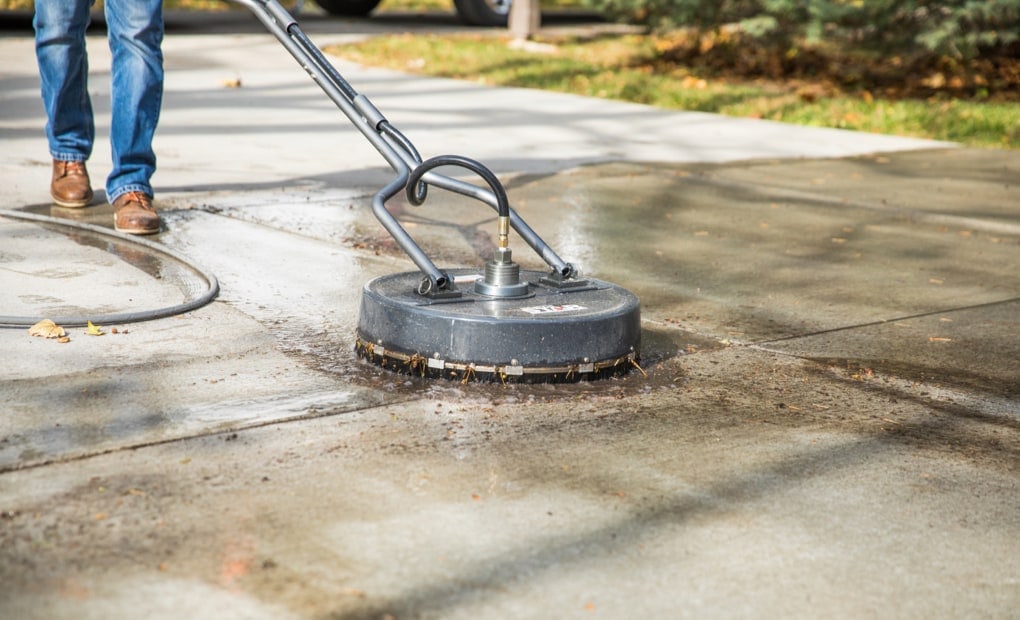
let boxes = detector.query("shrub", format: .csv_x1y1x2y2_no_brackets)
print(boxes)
585,0,1020,60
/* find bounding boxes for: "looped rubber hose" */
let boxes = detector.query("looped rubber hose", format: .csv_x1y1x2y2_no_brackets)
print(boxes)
0,209,219,328
406,154,510,218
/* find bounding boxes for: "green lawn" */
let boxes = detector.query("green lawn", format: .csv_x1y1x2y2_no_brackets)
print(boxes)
329,33,1020,149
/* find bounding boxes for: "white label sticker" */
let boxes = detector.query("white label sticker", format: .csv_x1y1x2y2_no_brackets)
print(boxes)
520,304,587,315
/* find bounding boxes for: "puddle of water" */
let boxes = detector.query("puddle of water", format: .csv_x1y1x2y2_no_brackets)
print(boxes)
60,225,209,299
1,217,212,319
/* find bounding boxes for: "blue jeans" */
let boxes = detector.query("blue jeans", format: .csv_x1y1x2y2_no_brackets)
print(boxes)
34,0,164,203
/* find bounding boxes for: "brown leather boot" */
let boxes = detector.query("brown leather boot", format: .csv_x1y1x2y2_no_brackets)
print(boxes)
50,160,94,208
113,191,162,235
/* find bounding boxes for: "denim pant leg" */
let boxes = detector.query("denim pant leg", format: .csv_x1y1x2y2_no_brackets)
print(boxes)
34,0,95,163
104,0,164,202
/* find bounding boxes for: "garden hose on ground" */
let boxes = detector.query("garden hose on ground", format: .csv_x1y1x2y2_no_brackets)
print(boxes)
0,209,219,328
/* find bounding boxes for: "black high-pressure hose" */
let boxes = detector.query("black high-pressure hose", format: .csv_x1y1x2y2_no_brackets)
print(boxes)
0,210,219,328
406,155,512,253
285,22,359,102
406,155,509,218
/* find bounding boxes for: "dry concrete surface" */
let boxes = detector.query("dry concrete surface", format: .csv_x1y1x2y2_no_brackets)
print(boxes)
1,9,1018,620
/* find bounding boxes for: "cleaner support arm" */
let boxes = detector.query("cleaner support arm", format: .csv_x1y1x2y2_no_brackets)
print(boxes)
229,0,577,294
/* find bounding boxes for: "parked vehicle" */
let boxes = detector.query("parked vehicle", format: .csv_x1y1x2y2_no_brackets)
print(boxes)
311,0,512,26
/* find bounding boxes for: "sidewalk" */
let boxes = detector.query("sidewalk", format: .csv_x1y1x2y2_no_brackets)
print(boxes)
1,12,1018,619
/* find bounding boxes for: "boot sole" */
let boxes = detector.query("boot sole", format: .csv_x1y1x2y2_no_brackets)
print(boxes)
114,223,161,235
52,195,94,208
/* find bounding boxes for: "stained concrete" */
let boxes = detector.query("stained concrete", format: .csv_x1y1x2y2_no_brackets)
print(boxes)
1,9,1018,620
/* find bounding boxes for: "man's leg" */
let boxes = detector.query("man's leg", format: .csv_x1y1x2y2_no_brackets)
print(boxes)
105,0,164,234
34,0,95,207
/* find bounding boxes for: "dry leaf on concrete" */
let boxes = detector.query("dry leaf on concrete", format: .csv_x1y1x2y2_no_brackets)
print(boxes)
28,319,66,339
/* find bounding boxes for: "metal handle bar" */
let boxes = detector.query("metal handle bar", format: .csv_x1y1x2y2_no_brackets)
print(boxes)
228,0,574,289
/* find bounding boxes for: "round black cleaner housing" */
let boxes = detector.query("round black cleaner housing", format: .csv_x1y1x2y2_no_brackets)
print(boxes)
356,267,640,383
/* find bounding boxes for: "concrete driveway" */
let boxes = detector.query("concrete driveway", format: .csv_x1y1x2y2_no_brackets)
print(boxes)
1,8,1017,619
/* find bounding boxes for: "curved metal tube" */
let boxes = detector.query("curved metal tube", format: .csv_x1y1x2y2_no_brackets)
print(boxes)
370,171,449,289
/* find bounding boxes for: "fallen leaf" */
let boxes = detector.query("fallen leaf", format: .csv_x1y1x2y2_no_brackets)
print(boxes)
86,321,105,336
29,319,66,339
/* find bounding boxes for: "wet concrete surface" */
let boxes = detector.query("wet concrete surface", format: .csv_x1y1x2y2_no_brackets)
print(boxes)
503,152,1020,351
2,10,1019,619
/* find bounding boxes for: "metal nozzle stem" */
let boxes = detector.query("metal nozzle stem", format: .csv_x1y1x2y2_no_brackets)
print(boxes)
497,215,510,249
